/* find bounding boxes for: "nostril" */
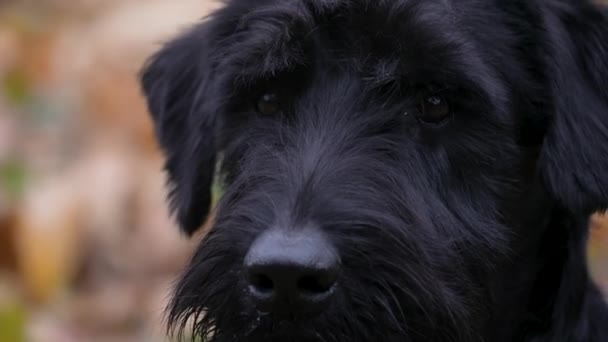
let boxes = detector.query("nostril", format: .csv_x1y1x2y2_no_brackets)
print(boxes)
249,273,274,295
297,272,337,295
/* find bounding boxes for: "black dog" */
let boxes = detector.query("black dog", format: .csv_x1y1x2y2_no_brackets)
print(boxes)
140,0,608,341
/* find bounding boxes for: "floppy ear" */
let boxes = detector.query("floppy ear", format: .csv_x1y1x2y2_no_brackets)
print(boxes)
539,1,608,215
140,21,221,235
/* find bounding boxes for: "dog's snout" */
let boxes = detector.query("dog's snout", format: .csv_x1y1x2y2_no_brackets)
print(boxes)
244,229,339,317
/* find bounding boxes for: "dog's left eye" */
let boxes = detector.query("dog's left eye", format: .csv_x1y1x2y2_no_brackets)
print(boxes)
255,93,281,115
416,93,451,124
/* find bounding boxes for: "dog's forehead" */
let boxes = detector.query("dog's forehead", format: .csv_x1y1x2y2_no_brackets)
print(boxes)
215,0,506,105
227,0,462,65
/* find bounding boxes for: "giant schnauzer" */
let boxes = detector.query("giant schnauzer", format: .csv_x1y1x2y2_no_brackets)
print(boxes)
140,0,608,341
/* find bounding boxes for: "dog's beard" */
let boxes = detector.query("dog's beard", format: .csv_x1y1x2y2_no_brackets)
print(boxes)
165,167,510,342
167,229,485,342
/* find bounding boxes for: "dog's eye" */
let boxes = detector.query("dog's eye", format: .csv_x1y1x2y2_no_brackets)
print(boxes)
417,94,451,124
255,93,281,115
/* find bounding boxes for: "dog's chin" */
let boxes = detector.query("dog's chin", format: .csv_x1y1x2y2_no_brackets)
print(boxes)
251,321,330,342
203,308,424,342
209,315,341,342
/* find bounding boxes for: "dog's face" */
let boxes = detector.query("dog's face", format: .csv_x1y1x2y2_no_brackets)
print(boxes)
141,1,608,341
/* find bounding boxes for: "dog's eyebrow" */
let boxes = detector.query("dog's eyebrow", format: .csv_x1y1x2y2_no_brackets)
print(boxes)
362,59,402,89
214,3,315,87
359,48,503,109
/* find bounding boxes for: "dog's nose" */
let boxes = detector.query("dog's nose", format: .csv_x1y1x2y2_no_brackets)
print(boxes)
244,229,339,317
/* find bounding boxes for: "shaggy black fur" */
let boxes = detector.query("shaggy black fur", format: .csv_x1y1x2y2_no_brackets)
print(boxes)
140,0,608,341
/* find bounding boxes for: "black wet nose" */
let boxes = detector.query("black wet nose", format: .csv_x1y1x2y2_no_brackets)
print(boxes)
244,229,339,317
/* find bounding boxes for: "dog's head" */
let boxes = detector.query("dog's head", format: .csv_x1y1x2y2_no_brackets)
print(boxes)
141,1,608,341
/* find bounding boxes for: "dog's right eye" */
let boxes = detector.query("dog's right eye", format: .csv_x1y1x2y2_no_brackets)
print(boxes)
255,93,281,115
416,92,451,125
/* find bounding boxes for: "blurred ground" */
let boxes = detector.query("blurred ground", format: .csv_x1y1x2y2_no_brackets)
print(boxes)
0,1,606,342
0,1,219,341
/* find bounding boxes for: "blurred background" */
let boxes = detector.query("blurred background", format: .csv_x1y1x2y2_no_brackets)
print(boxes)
0,1,606,341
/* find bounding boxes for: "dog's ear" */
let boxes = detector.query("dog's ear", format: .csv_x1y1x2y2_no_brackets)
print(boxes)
140,20,222,235
539,1,608,215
